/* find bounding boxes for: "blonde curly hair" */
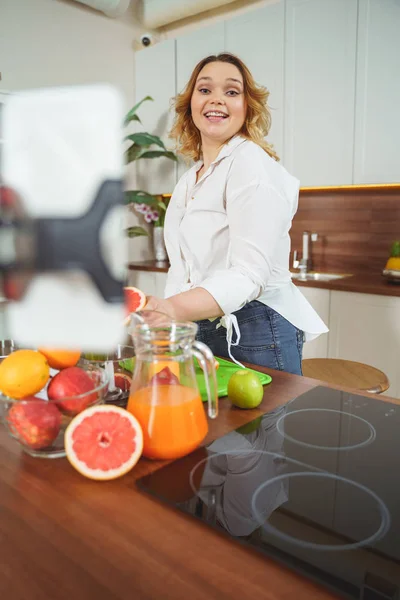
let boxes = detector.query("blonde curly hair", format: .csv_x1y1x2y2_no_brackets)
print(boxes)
169,53,279,162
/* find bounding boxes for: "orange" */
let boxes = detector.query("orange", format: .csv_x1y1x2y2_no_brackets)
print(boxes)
385,257,400,271
65,405,143,481
38,348,81,370
0,349,50,399
148,360,180,379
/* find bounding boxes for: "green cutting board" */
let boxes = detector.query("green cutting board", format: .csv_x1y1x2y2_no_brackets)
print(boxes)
119,356,272,401
195,357,272,401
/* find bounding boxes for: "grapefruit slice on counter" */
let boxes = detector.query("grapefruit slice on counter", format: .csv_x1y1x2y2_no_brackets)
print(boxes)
65,405,143,480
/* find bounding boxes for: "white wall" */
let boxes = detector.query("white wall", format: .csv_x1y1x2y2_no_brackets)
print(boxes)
0,0,154,262
153,0,279,40
0,0,137,109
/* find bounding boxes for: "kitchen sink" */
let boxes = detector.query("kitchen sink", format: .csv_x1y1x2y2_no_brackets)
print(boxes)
291,272,353,282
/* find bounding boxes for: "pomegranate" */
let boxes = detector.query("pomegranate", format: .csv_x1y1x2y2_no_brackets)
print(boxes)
7,399,61,450
47,366,98,415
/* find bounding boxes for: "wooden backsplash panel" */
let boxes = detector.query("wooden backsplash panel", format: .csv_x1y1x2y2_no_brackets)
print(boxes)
290,187,400,274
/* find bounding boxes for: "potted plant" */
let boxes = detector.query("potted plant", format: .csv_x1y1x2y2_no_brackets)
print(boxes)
124,96,177,261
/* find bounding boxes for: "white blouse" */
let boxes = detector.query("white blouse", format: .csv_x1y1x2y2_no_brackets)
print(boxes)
164,135,328,362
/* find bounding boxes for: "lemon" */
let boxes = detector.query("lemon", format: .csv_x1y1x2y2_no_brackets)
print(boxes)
227,369,264,409
0,349,50,399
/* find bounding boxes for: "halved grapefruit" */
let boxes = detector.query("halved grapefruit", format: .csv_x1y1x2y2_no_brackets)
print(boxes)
64,405,143,480
123,286,147,326
125,286,146,312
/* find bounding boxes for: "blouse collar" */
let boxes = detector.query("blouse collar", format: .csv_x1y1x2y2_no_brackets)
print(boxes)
192,134,247,173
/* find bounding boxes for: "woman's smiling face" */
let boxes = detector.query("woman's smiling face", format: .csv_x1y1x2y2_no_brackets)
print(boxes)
190,61,247,145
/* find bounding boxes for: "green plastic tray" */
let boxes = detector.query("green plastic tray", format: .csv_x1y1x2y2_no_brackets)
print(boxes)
196,357,272,401
119,357,272,402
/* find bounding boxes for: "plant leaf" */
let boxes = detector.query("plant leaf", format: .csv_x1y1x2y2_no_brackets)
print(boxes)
124,133,166,150
123,96,153,126
156,201,167,212
125,190,158,205
125,144,143,163
126,226,149,238
127,114,141,124
138,150,178,161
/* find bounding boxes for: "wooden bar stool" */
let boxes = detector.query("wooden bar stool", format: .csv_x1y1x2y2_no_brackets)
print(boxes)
302,358,390,394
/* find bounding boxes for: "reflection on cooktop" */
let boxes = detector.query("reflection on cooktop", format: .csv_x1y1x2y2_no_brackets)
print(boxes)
276,408,376,451
137,386,400,600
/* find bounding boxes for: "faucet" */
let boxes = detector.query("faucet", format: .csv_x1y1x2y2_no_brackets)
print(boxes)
293,231,318,276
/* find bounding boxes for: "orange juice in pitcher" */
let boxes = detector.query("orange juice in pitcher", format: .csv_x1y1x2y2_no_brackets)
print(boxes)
127,319,218,460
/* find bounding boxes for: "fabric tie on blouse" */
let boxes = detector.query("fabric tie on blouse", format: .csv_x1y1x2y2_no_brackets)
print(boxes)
216,314,245,368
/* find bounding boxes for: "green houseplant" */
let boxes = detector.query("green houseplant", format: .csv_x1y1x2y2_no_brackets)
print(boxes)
124,96,177,247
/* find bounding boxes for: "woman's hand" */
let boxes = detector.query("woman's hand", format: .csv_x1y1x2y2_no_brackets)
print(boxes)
144,296,178,320
145,289,223,323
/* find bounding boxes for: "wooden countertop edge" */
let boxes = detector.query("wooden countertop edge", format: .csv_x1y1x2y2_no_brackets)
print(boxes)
127,262,400,297
128,260,170,273
290,273,400,297
159,184,400,198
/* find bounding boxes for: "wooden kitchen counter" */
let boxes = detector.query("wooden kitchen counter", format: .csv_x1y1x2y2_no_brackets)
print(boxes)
128,260,400,297
128,259,170,273
290,271,400,297
1,369,398,600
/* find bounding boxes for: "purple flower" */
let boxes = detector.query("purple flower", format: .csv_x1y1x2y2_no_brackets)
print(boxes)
144,212,154,223
134,203,148,214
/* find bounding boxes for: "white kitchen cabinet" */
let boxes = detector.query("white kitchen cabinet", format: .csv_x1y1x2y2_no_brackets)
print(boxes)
127,270,168,299
156,272,168,297
328,291,400,399
284,0,358,185
175,22,225,180
134,39,177,194
297,286,330,359
127,270,157,296
176,22,225,95
135,0,400,190
353,0,400,184
225,2,285,160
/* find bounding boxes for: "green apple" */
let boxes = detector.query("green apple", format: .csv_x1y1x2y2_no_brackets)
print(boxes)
228,369,264,409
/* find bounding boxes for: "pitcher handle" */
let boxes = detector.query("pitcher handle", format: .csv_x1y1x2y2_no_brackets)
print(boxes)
192,341,218,419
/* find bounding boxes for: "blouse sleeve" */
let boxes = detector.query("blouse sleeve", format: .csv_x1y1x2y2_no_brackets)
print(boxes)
198,179,294,315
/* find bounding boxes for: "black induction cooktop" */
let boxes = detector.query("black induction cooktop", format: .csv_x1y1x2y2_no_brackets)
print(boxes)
137,386,400,600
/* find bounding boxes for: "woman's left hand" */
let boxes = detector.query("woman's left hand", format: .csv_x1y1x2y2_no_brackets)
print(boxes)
144,296,178,320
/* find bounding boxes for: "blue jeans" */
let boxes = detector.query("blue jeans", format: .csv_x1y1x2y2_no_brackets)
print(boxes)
196,301,304,375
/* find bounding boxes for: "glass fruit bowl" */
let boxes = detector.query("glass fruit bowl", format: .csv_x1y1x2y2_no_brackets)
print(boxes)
0,364,109,459
79,344,135,408
0,340,18,362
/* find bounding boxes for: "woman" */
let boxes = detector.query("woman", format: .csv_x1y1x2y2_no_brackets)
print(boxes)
145,53,327,374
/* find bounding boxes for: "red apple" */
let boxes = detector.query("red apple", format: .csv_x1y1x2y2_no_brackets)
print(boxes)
149,366,180,386
7,399,61,450
47,366,97,415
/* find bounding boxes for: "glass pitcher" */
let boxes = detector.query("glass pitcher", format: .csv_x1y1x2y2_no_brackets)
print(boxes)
127,319,218,460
